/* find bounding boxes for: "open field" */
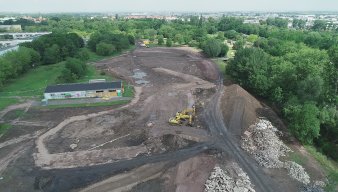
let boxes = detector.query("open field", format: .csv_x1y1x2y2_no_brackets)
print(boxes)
0,46,331,192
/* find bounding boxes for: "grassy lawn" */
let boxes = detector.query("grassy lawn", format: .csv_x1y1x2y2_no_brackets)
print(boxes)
45,99,130,109
0,123,11,136
0,62,65,97
0,47,136,109
213,58,227,75
289,152,308,166
305,145,338,191
123,83,134,97
0,98,19,110
76,64,113,83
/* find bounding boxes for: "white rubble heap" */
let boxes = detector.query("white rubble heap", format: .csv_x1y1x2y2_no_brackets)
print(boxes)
284,161,311,185
241,119,291,168
204,165,255,192
241,119,312,185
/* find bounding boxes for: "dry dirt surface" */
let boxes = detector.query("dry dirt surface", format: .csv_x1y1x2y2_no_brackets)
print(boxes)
0,46,326,192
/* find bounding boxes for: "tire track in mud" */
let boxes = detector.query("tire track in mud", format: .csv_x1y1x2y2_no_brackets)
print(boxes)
36,142,212,192
34,87,142,169
203,80,282,191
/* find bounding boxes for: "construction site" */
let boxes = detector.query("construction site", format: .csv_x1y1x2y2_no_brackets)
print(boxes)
0,46,328,192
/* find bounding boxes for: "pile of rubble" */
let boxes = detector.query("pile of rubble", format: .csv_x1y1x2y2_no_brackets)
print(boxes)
284,161,310,185
241,119,313,185
204,165,255,192
241,119,291,168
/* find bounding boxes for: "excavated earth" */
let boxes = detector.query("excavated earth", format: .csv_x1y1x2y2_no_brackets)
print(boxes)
0,47,327,192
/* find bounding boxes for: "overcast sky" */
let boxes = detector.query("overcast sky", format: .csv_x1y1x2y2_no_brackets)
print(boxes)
0,0,338,13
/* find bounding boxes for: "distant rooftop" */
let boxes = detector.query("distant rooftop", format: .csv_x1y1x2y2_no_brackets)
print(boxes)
44,81,122,93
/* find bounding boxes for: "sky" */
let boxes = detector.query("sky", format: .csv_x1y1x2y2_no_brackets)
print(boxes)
0,0,338,13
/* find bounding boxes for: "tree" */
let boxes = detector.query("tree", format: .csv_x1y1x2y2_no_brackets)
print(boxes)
76,48,90,61
219,44,229,57
312,20,327,31
58,58,87,83
166,38,173,47
233,39,245,50
158,35,164,45
284,102,320,144
227,48,273,96
43,44,61,64
96,42,115,56
202,39,221,57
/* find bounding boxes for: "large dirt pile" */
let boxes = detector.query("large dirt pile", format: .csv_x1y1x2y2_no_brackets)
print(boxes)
204,165,255,192
221,84,262,139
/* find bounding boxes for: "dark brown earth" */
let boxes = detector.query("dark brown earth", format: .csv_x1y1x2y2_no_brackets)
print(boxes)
0,46,327,192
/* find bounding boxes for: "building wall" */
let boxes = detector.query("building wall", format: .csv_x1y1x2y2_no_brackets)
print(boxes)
44,89,122,100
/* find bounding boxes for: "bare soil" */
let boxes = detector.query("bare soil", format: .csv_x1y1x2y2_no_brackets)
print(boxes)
0,46,327,192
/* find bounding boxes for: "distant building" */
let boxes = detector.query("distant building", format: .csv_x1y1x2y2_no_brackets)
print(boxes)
0,25,22,32
44,81,124,100
124,15,177,21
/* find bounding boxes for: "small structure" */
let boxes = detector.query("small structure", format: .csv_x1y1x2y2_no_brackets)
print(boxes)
44,81,123,100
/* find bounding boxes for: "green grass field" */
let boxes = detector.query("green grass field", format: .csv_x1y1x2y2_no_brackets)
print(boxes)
0,48,135,110
76,64,113,83
0,98,19,110
305,145,338,191
0,123,11,136
0,63,65,97
123,83,134,97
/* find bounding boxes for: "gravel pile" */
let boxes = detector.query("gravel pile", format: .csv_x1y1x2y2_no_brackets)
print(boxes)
241,119,316,187
241,119,291,168
284,161,311,185
204,165,255,192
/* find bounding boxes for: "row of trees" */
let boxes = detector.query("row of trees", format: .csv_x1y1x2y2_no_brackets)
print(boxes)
87,31,134,56
228,45,337,160
0,47,40,88
57,58,88,83
2,15,337,160
21,33,84,64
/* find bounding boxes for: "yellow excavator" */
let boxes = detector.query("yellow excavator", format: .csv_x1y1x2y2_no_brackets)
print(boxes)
169,106,196,126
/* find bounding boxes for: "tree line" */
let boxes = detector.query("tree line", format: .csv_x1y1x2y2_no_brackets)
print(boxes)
1,15,337,161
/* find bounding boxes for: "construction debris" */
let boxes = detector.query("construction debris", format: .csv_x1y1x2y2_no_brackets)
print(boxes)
284,161,310,185
204,165,255,192
69,144,78,150
241,119,291,168
241,119,314,186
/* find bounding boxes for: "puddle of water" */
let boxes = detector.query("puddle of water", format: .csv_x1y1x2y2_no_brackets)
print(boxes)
135,80,150,85
167,92,178,96
132,69,149,85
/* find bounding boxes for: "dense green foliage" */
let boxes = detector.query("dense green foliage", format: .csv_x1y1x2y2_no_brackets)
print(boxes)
57,58,87,83
21,33,84,64
0,47,40,88
88,31,132,54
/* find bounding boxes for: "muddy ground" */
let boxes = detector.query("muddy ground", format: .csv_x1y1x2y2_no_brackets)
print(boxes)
0,47,327,192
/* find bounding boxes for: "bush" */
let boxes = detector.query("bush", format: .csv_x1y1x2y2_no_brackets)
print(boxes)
166,38,173,47
202,39,222,57
96,42,116,56
57,58,87,83
76,48,90,61
219,44,229,57
158,35,164,45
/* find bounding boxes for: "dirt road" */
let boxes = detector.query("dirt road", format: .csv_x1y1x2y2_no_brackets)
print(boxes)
0,46,305,192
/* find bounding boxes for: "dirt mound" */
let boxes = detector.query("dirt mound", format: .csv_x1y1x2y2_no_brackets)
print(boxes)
221,84,262,139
